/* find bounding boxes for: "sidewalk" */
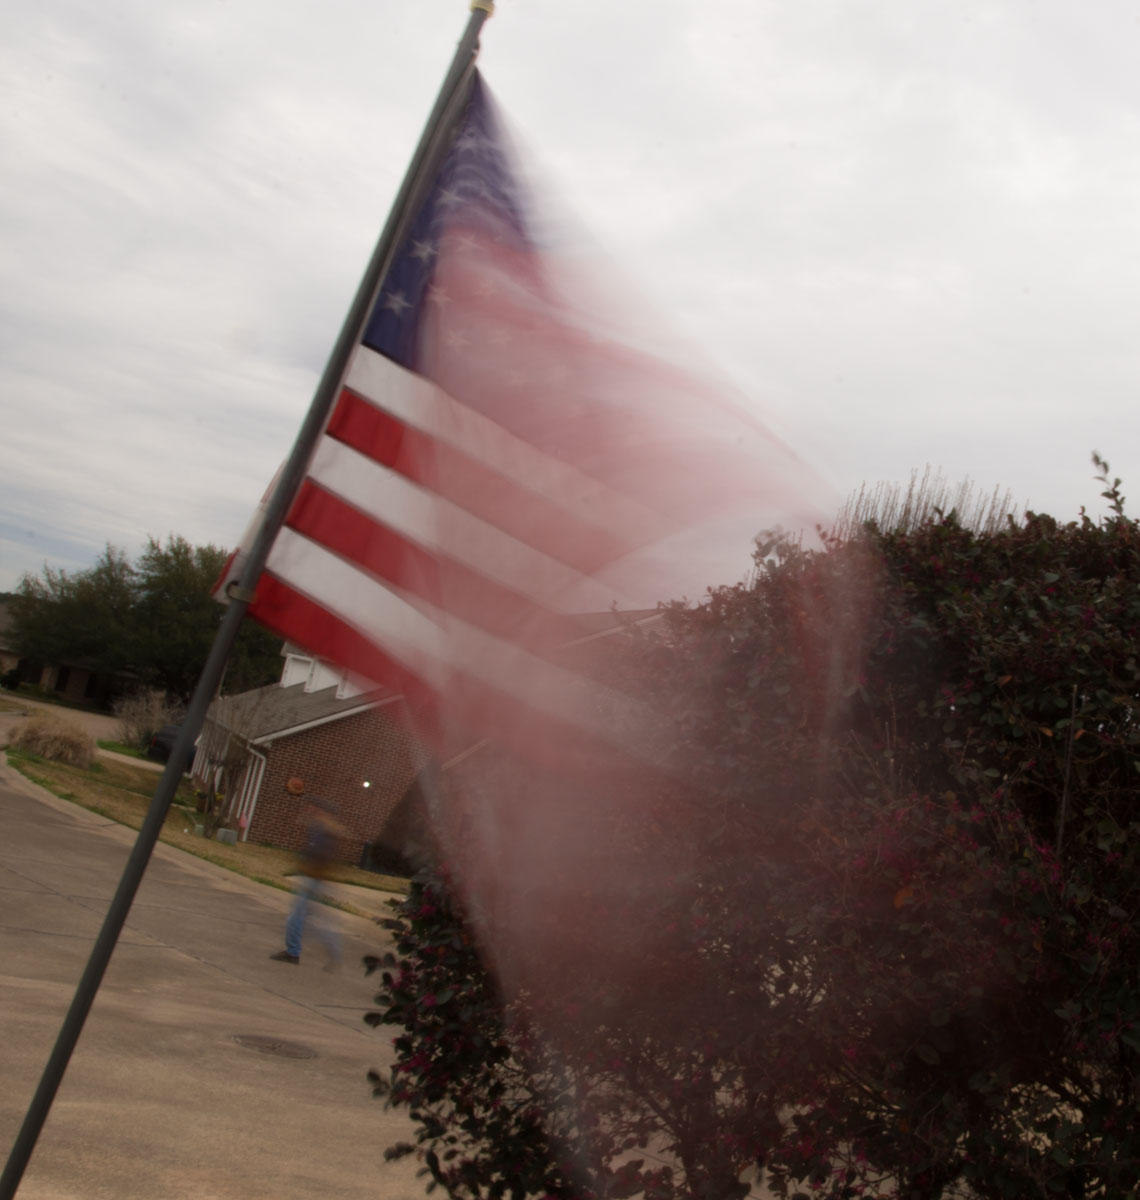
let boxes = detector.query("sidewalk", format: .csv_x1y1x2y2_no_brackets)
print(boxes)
0,755,426,1200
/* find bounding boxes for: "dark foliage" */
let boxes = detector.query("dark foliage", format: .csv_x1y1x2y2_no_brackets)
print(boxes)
9,535,282,703
366,469,1140,1199
365,872,573,1199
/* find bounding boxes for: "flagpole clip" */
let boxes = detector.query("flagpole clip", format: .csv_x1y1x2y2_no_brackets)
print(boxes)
470,0,494,13
225,580,258,604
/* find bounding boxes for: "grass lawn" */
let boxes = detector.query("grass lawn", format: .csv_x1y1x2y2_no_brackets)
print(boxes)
96,739,145,758
5,749,409,915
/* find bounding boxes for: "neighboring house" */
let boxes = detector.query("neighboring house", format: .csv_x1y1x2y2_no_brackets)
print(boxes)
199,611,664,872
0,596,126,704
0,598,19,678
194,647,428,868
28,661,125,707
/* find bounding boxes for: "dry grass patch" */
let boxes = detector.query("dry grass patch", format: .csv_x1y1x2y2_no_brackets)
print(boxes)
112,688,181,751
10,713,95,767
5,750,408,911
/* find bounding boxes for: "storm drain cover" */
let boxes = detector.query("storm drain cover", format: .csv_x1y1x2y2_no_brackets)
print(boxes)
232,1034,317,1060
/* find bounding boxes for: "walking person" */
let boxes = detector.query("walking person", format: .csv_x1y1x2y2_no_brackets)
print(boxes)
270,780,345,968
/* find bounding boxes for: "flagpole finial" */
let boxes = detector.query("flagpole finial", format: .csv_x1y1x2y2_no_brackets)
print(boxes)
470,0,494,13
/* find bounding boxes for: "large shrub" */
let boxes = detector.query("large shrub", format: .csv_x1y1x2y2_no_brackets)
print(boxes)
113,689,182,751
367,479,1140,1199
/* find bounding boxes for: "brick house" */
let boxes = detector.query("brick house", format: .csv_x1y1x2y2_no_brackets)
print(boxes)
0,596,127,704
0,599,18,679
194,647,429,868
197,612,663,871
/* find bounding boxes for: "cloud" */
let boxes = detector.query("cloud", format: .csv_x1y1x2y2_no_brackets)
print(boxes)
3,0,1140,593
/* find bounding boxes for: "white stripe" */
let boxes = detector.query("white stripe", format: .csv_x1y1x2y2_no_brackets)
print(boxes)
344,346,667,543
306,435,626,613
265,528,648,751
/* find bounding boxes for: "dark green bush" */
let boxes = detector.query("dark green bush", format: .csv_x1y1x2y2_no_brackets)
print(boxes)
367,474,1140,1199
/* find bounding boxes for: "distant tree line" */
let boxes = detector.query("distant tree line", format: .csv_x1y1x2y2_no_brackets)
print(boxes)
6,536,281,703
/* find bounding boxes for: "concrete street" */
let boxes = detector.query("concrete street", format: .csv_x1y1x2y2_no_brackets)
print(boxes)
0,755,426,1200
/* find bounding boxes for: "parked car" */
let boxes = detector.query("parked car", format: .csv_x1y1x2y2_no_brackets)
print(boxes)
147,724,195,773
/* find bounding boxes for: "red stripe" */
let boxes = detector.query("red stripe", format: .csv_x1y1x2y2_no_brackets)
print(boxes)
248,574,626,769
326,388,637,574
419,240,807,525
285,479,563,649
249,574,435,708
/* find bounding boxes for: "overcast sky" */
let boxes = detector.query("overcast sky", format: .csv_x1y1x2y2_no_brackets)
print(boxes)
4,0,1140,596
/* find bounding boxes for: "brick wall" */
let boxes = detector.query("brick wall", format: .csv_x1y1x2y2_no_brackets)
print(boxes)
249,704,427,864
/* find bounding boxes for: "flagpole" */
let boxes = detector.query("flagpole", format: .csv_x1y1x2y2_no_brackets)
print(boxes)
0,5,493,1195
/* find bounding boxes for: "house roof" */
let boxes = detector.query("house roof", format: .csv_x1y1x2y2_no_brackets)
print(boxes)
435,610,666,769
550,609,663,646
209,609,663,755
207,680,401,744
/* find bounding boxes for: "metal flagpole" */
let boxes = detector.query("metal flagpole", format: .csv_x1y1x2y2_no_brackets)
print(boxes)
0,4,493,1194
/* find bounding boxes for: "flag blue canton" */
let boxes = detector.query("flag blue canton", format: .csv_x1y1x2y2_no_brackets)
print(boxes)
361,74,530,369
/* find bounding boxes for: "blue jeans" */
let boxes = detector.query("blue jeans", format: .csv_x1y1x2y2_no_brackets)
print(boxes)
284,876,341,962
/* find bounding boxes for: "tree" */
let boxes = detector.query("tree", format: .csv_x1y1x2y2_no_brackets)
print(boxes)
133,535,281,701
366,467,1140,1199
9,546,136,679
132,536,227,700
10,536,282,704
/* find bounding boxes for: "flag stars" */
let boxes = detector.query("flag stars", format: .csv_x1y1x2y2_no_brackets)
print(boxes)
445,328,471,351
426,286,451,308
382,290,412,317
437,187,463,208
410,239,436,262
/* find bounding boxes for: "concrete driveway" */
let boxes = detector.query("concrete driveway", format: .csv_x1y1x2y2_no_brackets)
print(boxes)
0,757,426,1200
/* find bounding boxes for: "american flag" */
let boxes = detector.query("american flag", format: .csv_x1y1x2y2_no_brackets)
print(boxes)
222,73,815,762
